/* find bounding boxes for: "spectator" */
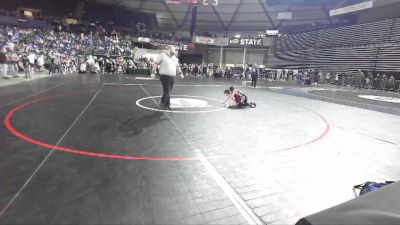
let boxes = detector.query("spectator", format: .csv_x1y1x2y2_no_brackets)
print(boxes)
207,67,213,78
0,47,9,79
354,70,363,89
27,51,36,76
387,75,395,91
202,65,207,77
8,50,19,77
322,72,327,84
374,73,381,89
194,64,199,77
49,53,56,75
7,39,14,52
37,54,44,72
250,64,258,88
21,53,31,78
365,72,373,89
381,74,388,91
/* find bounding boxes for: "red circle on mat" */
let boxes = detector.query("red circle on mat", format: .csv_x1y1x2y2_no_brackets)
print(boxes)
4,91,330,161
4,91,197,161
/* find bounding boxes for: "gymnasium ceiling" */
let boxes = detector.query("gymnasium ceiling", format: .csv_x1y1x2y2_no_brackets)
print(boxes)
93,0,400,32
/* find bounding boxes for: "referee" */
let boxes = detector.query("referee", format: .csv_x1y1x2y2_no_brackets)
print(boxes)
154,45,184,110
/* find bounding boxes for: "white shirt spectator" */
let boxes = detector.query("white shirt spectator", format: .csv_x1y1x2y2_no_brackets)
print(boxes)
86,56,95,66
28,53,35,64
7,42,14,52
37,55,44,67
80,63,87,72
94,63,100,72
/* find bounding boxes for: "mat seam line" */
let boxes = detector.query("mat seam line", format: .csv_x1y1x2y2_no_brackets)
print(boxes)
0,76,109,218
138,84,263,225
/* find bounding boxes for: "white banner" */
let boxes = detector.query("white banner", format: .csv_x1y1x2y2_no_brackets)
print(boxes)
330,0,373,16
166,0,198,4
266,30,279,36
193,35,215,45
165,0,181,4
277,12,292,20
138,37,151,43
203,0,218,6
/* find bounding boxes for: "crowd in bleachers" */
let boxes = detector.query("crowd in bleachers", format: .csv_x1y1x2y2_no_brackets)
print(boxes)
0,21,226,79
0,22,187,78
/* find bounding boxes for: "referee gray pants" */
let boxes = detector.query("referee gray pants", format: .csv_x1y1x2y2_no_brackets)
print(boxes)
159,75,174,107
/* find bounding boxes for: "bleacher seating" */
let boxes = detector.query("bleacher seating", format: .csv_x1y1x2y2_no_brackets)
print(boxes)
268,18,400,73
376,43,400,72
276,19,396,51
392,18,400,42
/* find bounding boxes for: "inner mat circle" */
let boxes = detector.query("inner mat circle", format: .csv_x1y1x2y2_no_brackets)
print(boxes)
136,95,229,113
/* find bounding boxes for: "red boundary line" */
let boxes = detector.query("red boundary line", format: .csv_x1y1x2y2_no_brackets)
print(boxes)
4,91,197,161
273,112,330,152
4,91,330,160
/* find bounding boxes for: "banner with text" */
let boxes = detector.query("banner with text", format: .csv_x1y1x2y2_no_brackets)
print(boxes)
138,37,151,43
229,38,263,47
330,0,373,16
193,35,215,45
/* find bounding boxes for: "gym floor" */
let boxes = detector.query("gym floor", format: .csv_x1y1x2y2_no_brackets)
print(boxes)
1,74,399,225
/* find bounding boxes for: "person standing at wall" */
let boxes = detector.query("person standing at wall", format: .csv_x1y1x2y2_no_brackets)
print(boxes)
194,64,199,77
202,65,207,77
154,45,184,110
0,48,9,79
336,73,342,87
9,50,19,77
387,75,395,91
354,70,363,89
365,72,373,89
207,66,213,78
22,53,31,79
381,74,388,91
37,54,44,72
250,64,259,88
49,52,56,75
27,50,36,76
